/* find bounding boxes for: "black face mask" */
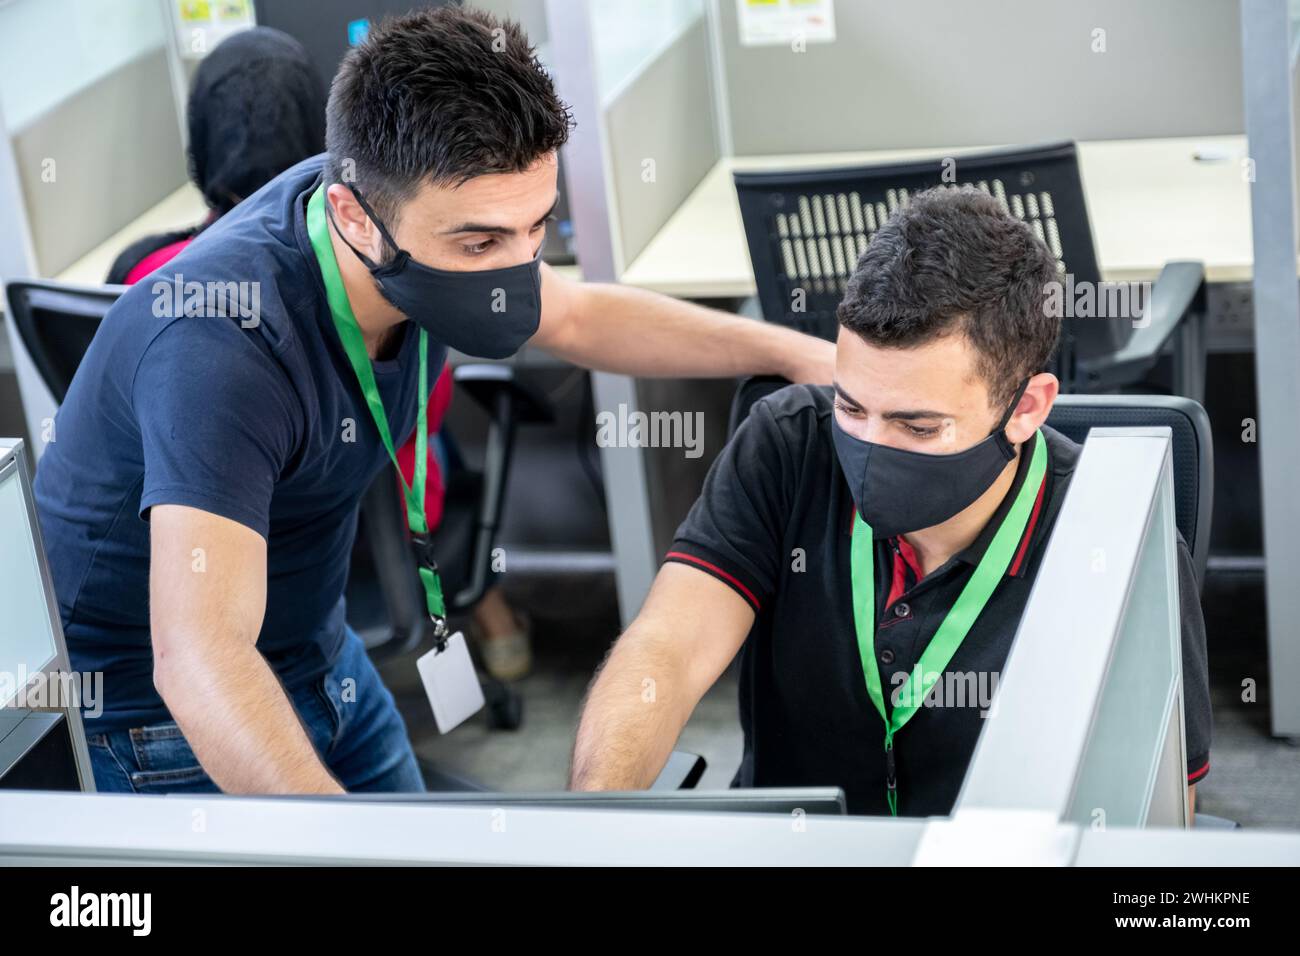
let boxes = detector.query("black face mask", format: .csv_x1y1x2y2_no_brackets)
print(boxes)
831,378,1031,538
328,184,542,359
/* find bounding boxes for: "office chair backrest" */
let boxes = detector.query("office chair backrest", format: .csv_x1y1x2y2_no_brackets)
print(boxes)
727,379,1212,587
733,142,1117,384
1045,394,1212,587
5,281,123,403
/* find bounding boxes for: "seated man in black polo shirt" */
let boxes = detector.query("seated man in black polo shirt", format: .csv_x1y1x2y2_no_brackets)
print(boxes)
570,186,1212,817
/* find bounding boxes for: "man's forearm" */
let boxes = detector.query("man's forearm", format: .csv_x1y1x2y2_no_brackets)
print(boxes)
156,641,343,795
549,282,833,382
570,633,695,791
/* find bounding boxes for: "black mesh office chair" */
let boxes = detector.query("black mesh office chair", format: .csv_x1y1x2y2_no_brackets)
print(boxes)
4,280,125,403
733,142,1208,400
728,377,1213,589
4,277,544,736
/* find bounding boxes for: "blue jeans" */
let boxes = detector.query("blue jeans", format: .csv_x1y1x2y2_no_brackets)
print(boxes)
86,627,425,794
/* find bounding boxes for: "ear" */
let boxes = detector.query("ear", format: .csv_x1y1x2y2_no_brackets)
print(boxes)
325,183,382,262
1005,371,1059,445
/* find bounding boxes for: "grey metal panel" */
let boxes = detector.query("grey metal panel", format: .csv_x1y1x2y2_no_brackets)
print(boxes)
1065,468,1187,828
1241,0,1300,737
604,14,720,266
956,429,1183,824
716,0,1243,156
12,46,186,277
0,790,925,865
1076,826,1300,866
0,440,95,791
0,93,40,454
545,0,658,624
0,94,36,291
1146,689,1191,828
3,788,1297,865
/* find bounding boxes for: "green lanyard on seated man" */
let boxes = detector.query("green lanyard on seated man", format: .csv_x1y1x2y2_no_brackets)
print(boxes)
843,407,1046,816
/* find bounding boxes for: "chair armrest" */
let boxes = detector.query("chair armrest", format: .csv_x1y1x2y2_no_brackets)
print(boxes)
448,365,554,609
650,750,708,790
452,364,554,425
1077,260,1205,392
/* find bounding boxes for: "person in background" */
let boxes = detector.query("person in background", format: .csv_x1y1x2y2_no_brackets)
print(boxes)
107,26,326,284
108,25,526,678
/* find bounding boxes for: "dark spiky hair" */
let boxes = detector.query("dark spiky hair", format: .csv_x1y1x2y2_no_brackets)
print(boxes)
325,5,573,226
837,186,1061,408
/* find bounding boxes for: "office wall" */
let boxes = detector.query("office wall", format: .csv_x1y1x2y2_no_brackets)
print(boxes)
717,0,1244,154
604,13,720,268
13,47,186,278
472,0,720,269
0,0,186,277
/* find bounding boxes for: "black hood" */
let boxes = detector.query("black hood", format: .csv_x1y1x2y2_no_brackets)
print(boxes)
187,26,326,215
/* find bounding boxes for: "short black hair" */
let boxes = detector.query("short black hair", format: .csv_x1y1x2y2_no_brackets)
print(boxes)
325,5,573,226
836,186,1061,409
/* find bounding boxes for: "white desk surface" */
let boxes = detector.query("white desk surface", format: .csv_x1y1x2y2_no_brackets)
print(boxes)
619,136,1257,298
52,183,584,287
54,137,1245,297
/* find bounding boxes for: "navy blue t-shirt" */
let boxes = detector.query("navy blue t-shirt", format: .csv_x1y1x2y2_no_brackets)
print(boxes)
34,154,443,734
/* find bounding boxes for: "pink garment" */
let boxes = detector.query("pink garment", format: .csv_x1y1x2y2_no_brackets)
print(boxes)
122,238,195,284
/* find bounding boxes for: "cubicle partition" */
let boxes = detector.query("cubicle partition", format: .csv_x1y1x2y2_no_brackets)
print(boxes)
957,428,1188,829
3,428,1295,865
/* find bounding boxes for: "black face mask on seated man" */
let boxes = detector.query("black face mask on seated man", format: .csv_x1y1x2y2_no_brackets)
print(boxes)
831,376,1031,539
329,183,543,359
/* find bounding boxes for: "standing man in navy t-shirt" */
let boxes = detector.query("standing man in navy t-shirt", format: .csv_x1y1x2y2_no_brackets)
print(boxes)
34,7,834,795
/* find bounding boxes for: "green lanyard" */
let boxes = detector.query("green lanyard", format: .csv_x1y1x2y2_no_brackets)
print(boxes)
305,183,448,640
850,429,1046,816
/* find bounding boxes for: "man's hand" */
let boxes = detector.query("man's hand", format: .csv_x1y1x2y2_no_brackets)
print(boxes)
570,562,753,791
534,265,834,384
149,504,343,794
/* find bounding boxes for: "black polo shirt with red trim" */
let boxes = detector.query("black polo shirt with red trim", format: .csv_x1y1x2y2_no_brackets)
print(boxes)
666,384,1212,816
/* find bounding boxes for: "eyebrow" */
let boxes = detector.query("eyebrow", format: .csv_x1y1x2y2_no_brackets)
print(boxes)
832,380,950,421
440,193,561,237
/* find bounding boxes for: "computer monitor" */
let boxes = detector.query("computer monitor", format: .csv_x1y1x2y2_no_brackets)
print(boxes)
327,788,848,815
0,441,95,791
0,446,59,704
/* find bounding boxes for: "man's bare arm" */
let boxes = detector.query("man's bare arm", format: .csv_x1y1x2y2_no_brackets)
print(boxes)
149,504,343,794
569,563,754,791
533,264,836,385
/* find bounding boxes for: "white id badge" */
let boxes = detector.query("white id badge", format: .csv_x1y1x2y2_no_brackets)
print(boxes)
416,631,485,733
